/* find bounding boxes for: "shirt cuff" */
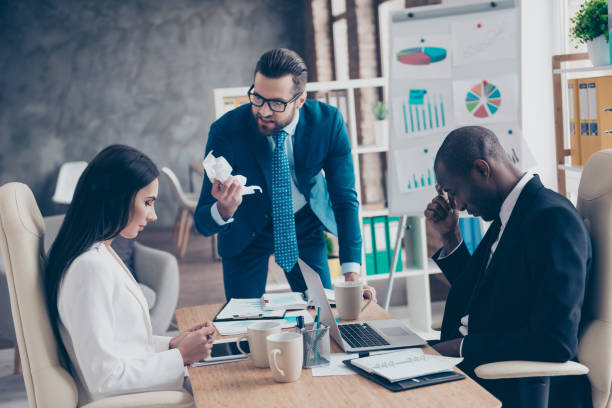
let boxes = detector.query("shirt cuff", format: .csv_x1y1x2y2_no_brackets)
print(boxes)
459,338,464,357
341,262,361,275
211,202,234,225
437,239,464,260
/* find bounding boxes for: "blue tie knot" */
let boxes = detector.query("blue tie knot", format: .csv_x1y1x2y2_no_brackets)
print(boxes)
273,130,288,147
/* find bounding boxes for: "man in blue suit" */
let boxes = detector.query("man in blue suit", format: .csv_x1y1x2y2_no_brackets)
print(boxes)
425,126,591,407
194,48,367,300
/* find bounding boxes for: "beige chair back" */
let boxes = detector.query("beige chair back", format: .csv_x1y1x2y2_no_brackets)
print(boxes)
577,149,612,408
0,183,77,408
161,167,196,211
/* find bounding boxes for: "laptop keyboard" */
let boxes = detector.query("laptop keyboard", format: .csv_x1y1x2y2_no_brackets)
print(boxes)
339,323,390,348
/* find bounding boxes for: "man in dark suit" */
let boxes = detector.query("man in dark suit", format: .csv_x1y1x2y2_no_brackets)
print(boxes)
424,126,591,406
195,48,369,300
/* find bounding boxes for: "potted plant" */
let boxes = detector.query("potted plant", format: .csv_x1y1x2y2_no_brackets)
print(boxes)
570,0,610,66
372,101,389,148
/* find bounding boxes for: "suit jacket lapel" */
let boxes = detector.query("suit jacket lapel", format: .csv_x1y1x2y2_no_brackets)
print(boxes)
248,115,273,196
102,245,154,339
292,110,308,193
474,176,544,299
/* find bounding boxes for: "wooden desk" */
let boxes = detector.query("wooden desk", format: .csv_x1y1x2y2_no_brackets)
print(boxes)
176,303,501,408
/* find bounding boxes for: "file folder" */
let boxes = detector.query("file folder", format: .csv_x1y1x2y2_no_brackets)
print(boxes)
386,217,403,272
363,217,376,276
372,216,389,274
568,79,582,165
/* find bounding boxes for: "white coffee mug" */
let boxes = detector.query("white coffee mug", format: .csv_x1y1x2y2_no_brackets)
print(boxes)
266,332,303,383
236,321,282,368
333,281,372,320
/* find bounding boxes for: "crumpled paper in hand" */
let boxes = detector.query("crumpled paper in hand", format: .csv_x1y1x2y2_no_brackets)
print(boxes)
202,151,262,195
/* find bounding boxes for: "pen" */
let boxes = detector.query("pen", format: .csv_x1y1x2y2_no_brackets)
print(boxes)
314,307,321,364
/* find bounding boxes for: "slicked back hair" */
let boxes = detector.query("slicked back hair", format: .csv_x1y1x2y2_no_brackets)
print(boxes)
254,48,308,94
435,126,507,175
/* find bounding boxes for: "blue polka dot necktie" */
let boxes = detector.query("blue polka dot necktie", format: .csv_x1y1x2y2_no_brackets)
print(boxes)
271,131,298,272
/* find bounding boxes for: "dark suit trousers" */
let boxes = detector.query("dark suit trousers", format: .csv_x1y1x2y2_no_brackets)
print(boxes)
221,204,332,300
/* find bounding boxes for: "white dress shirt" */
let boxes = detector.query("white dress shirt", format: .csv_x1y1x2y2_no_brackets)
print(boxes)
58,242,185,405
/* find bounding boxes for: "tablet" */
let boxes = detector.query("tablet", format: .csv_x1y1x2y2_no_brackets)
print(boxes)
191,338,250,367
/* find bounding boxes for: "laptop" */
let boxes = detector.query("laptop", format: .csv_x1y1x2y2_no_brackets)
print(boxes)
298,259,426,353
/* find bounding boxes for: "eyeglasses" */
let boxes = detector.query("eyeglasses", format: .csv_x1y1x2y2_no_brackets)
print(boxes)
247,85,302,113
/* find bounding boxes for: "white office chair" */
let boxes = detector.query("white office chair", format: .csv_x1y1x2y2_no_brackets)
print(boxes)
161,167,204,258
475,149,612,408
52,162,88,204
0,182,193,408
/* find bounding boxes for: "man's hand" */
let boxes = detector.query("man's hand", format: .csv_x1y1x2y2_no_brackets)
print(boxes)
344,272,377,303
424,185,461,252
432,338,463,357
170,321,215,349
212,176,243,220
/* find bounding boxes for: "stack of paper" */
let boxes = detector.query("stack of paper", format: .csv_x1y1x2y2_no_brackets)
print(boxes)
261,292,308,310
215,298,285,320
350,349,462,382
305,288,336,306
213,310,314,336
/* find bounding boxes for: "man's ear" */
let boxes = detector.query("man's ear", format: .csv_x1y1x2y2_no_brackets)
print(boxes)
296,92,306,109
472,159,491,180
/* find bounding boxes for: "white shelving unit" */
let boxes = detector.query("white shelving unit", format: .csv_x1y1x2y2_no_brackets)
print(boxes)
552,53,612,200
212,78,439,337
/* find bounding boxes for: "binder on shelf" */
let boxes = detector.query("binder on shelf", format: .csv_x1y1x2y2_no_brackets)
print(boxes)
372,216,389,274
386,216,403,272
458,218,473,254
577,76,612,164
363,217,376,276
568,79,582,165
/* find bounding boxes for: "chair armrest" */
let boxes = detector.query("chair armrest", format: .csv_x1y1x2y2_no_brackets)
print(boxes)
133,242,179,335
474,360,589,380
82,390,193,408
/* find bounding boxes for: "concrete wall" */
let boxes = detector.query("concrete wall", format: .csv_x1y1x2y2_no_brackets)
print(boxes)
0,0,305,225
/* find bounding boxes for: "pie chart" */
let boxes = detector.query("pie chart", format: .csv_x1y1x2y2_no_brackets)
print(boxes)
465,80,501,118
396,47,447,65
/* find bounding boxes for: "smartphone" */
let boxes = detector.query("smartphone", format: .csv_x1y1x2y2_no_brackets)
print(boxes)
192,338,250,367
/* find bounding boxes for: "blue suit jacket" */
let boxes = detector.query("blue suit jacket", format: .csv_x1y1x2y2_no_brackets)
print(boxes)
194,100,362,265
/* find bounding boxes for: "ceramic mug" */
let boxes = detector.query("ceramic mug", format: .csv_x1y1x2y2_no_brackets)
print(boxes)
236,321,282,368
333,281,373,320
266,332,303,383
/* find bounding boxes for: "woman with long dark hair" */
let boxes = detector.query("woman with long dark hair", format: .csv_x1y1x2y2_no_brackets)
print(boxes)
45,144,214,405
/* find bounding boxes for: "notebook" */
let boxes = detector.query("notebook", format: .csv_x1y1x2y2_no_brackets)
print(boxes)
298,259,426,352
348,349,463,382
342,360,465,392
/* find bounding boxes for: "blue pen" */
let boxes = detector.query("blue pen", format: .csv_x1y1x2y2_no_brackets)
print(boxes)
314,307,321,364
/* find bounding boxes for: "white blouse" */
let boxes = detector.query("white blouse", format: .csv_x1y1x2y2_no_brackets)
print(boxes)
58,242,184,405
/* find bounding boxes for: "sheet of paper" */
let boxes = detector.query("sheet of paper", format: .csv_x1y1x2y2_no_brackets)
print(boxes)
392,34,452,80
215,298,285,320
392,84,453,139
311,353,358,377
202,151,262,195
485,124,536,170
393,140,443,194
213,310,313,336
451,10,518,66
452,74,518,125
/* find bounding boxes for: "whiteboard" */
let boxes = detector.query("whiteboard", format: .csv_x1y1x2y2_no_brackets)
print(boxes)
387,0,523,216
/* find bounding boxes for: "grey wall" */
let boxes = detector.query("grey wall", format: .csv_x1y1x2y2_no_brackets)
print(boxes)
0,0,305,225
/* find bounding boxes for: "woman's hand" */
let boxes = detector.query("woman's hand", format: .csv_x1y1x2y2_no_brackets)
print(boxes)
176,324,216,365
170,321,214,350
